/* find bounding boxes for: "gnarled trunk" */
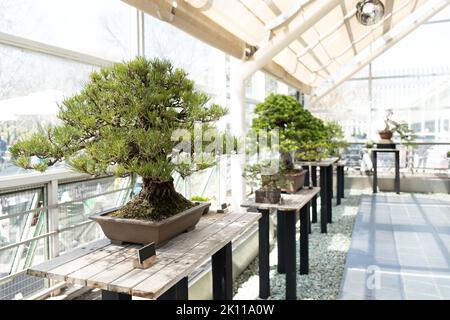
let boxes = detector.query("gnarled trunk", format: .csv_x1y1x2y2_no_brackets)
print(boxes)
280,151,294,171
113,178,194,221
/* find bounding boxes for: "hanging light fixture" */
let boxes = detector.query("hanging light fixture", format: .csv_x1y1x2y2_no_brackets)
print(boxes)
356,0,385,26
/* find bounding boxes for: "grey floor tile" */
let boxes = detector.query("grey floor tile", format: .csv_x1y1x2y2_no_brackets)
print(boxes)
340,194,450,300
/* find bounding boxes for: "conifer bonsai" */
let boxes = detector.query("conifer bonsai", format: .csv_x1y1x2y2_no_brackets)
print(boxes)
10,57,227,222
251,94,329,192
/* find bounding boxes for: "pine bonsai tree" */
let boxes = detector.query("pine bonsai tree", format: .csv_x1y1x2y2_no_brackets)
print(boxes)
251,94,329,167
10,57,227,221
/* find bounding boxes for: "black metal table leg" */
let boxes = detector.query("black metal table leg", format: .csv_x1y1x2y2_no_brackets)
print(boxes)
319,166,328,233
158,277,189,300
336,166,342,206
280,210,297,300
212,242,233,300
258,208,270,299
373,151,378,193
277,210,286,274
340,166,345,199
327,165,333,223
311,166,317,223
303,165,310,187
101,290,132,300
395,151,400,194
299,203,309,275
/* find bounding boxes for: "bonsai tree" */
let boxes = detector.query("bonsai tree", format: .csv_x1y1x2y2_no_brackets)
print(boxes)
251,94,329,169
325,121,349,157
380,110,416,145
243,161,288,192
10,57,227,221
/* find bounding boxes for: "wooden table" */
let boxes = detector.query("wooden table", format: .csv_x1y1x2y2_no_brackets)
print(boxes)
372,149,400,194
241,188,320,300
334,159,347,206
295,157,339,233
28,211,260,300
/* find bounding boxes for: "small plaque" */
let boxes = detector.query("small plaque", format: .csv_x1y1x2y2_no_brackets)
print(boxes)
134,242,157,269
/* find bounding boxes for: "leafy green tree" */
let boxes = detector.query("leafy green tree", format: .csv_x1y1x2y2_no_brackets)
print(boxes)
325,121,349,157
251,94,329,167
10,57,227,221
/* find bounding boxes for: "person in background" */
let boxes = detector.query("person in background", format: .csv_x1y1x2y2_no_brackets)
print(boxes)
0,136,7,158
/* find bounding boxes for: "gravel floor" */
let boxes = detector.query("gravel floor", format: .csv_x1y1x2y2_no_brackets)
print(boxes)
233,189,364,300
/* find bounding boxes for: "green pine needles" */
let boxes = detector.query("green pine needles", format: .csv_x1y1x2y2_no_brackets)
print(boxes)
10,57,227,221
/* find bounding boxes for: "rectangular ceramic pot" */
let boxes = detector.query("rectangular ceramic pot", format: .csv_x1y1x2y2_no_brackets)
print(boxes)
281,169,307,194
89,202,211,246
255,188,281,204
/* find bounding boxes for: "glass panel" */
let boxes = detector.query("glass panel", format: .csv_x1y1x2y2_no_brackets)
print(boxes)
144,14,225,89
0,44,97,176
0,0,133,61
58,177,133,230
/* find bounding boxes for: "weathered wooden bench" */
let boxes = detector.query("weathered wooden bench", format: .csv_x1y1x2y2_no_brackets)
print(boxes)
28,211,261,300
241,187,320,300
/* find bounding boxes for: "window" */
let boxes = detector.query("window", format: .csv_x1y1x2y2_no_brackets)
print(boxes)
0,0,133,61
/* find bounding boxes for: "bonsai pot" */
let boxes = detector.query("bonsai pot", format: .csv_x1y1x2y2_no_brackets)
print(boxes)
255,188,281,204
90,202,211,246
378,130,393,141
281,169,307,194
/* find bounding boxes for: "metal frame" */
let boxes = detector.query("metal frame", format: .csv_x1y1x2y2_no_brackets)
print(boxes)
311,0,450,103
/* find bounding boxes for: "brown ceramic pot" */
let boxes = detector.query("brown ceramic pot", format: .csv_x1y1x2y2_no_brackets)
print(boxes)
89,202,210,246
255,188,281,204
378,130,393,141
281,169,307,194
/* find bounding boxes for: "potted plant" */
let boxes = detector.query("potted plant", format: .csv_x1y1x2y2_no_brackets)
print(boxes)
251,94,326,193
10,57,228,246
243,162,286,204
378,110,416,145
190,196,211,215
325,121,349,158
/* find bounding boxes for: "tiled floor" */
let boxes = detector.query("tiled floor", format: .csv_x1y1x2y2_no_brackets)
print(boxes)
340,193,450,300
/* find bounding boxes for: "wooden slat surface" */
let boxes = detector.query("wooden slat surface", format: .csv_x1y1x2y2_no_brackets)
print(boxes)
295,157,339,167
241,187,320,211
28,210,261,299
27,239,111,278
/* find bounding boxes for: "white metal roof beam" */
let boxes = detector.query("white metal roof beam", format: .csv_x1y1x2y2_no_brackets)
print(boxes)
241,0,342,81
310,0,450,104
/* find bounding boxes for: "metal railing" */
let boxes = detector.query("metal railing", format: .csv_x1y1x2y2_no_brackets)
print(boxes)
0,171,135,300
342,141,450,174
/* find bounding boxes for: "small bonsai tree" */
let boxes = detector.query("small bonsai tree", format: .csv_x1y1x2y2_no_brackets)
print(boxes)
381,110,416,144
251,94,329,169
243,161,288,192
325,121,349,157
10,57,227,221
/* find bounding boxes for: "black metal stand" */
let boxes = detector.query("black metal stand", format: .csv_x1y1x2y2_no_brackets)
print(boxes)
311,166,318,224
277,211,286,274
258,208,270,299
101,290,132,300
336,165,345,205
327,165,333,223
157,277,189,300
319,166,328,233
280,210,297,300
372,149,400,194
299,203,310,275
212,242,233,300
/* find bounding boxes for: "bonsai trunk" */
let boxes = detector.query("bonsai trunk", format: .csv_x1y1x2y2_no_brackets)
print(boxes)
112,178,194,221
281,151,294,171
